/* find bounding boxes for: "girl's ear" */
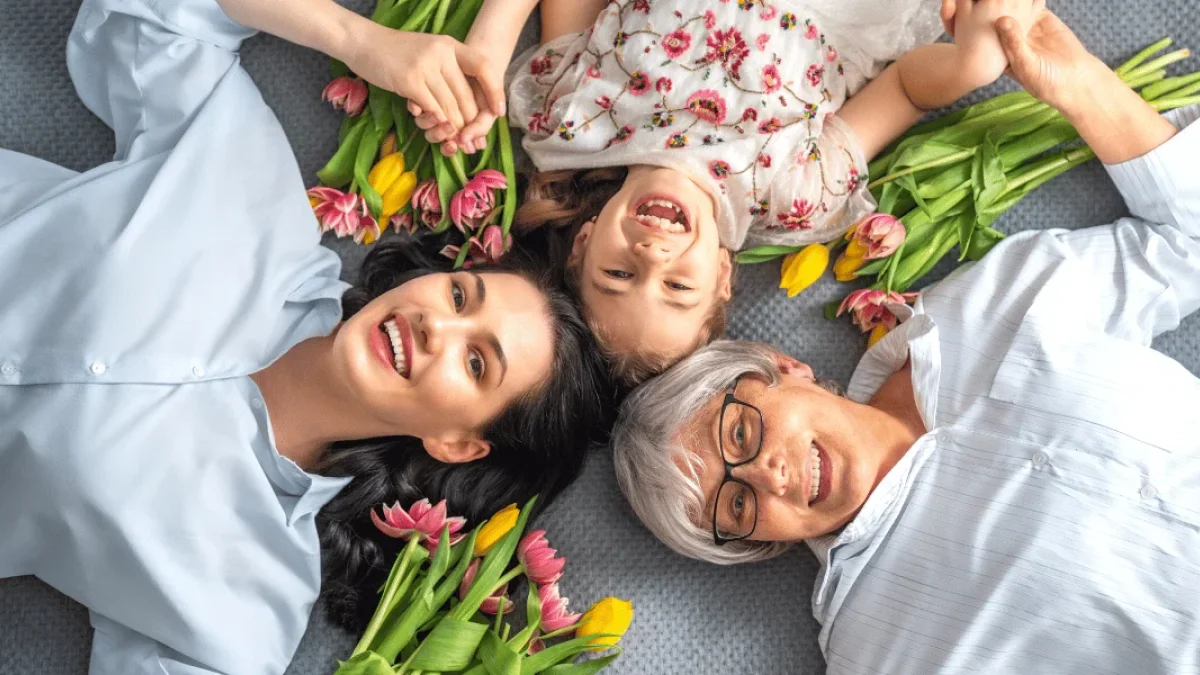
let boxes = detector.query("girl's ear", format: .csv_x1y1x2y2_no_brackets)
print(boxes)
567,218,596,267
422,435,491,464
716,247,734,301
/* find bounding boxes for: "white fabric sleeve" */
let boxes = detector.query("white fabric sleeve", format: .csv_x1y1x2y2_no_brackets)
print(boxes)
750,115,876,248
806,0,945,94
66,0,256,162
506,32,587,141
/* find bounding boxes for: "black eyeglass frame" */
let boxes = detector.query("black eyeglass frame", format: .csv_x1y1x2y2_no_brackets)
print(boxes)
711,375,765,546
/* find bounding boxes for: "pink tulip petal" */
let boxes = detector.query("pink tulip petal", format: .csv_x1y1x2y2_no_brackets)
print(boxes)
383,502,419,530
370,508,413,538
415,500,450,536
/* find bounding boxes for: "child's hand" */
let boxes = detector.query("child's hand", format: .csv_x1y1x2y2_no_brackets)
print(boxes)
942,0,1045,90
412,82,499,156
996,11,1110,116
346,27,504,132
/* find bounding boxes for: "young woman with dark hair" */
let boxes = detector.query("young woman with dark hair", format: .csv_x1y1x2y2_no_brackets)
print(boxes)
0,1,610,673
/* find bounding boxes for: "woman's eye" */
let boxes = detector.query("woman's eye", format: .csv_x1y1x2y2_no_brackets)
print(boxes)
732,423,746,449
666,281,692,291
604,269,633,280
451,281,466,311
467,350,485,381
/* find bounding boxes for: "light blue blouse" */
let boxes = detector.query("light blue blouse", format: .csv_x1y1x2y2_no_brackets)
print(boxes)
0,1,353,673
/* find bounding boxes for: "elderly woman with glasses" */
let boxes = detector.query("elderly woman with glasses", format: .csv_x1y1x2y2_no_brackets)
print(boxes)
612,10,1200,675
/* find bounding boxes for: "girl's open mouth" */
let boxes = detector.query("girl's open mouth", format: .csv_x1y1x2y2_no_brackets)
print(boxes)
370,314,414,379
631,194,691,234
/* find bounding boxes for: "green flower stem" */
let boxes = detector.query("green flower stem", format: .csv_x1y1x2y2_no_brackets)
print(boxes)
884,231,908,292
1125,48,1192,81
1151,95,1200,111
1117,37,1174,76
354,536,424,656
1125,69,1167,91
430,0,451,33
453,239,472,269
1142,71,1200,100
497,117,518,235
448,152,470,186
868,148,975,189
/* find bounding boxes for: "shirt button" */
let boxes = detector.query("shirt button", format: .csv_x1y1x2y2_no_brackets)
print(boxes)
1140,484,1158,500
0,364,15,375
251,398,264,409
937,430,952,444
192,366,205,377
1032,451,1049,468
90,362,107,375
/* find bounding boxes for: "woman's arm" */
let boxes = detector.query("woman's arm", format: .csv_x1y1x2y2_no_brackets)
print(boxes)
216,0,503,129
838,0,1044,159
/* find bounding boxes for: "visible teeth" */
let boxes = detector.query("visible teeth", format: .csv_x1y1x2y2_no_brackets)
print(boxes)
810,446,821,503
634,213,687,233
383,319,407,376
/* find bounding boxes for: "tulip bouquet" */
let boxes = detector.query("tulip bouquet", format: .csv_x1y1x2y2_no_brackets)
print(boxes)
309,0,516,268
333,497,633,675
739,37,1200,345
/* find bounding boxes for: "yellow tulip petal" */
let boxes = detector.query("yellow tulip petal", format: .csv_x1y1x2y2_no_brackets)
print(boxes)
576,597,634,652
868,324,889,348
780,244,829,297
473,503,519,556
833,252,866,282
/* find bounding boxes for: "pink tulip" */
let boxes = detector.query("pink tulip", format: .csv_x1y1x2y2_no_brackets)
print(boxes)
518,530,566,586
391,211,417,234
837,289,919,333
459,560,515,615
538,583,582,633
411,179,443,229
852,214,906,260
470,169,508,192
370,498,467,553
449,186,496,234
308,187,372,239
477,225,511,263
322,77,368,116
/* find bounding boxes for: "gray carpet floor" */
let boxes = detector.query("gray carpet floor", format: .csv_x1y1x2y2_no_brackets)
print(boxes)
2,1,1198,673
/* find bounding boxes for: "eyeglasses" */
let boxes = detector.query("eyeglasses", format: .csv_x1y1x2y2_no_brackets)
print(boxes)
711,375,764,546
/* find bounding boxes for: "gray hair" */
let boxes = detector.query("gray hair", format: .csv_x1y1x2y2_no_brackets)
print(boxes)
611,340,793,565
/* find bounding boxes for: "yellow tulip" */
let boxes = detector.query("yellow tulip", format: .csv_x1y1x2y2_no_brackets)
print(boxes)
833,250,867,282
473,503,519,556
380,131,398,158
868,324,889,348
367,153,418,224
576,597,634,652
778,244,829,298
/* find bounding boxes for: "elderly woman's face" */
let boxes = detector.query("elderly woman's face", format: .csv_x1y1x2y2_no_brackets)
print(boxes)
675,360,889,542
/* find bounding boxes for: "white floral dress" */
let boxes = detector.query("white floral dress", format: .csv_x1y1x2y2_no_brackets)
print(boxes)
508,0,944,250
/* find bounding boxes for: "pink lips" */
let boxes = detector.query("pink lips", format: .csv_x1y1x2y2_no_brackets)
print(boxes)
369,323,393,373
630,193,692,234
392,313,415,379
370,314,415,379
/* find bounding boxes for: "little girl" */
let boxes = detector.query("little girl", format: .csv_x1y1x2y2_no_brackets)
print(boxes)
420,0,1042,385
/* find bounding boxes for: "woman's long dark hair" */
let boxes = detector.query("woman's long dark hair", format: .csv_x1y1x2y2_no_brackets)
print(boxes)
318,234,614,630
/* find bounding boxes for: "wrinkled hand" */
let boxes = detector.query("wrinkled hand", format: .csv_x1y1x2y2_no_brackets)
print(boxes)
941,0,1045,90
346,28,505,133
995,10,1110,115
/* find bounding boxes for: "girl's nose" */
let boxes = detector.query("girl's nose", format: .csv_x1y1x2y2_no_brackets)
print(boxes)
633,240,673,264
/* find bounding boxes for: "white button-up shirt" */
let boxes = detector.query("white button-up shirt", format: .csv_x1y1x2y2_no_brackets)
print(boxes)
809,105,1200,674
0,1,351,673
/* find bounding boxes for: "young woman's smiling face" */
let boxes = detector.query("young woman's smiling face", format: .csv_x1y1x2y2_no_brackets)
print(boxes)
571,164,733,361
332,270,555,461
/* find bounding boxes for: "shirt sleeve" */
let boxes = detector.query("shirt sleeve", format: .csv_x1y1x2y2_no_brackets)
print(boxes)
66,0,257,162
1044,105,1200,343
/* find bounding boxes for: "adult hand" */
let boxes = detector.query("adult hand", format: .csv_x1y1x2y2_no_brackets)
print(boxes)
942,0,1046,90
411,83,498,156
995,10,1111,116
346,27,505,132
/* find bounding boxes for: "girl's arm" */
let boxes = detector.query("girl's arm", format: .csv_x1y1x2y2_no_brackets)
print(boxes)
838,0,1044,159
216,0,502,129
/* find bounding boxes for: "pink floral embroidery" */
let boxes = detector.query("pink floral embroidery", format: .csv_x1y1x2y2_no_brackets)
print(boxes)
595,95,613,110
847,167,864,193
806,64,824,88
557,120,575,140
655,77,673,94
704,28,750,79
804,20,819,40
759,4,778,20
628,71,651,95
826,46,839,63
528,112,551,134
662,29,692,58
749,198,771,216
758,117,782,134
686,89,728,124
775,198,816,230
757,153,772,168
666,133,688,149
651,111,675,127
737,0,754,9
762,64,782,93
780,12,797,30
741,107,758,122
709,160,732,179
586,63,602,78
756,34,771,51
607,125,635,147
530,55,553,75
704,10,717,28
632,0,650,11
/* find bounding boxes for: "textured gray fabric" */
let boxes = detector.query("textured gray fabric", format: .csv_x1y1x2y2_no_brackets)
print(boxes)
2,1,1198,674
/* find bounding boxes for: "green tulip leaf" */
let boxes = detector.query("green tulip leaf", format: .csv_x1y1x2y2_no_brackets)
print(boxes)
332,651,396,675
478,630,522,675
355,121,385,219
520,634,624,675
330,58,350,79
407,618,490,672
541,653,622,675
823,299,841,321
965,225,1006,261
317,117,368,188
369,85,395,135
